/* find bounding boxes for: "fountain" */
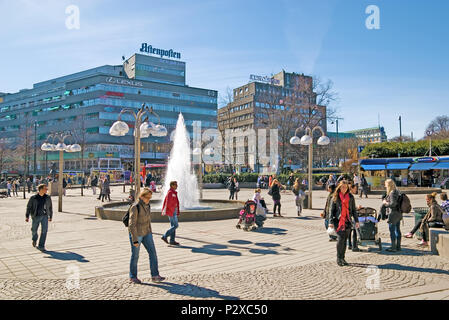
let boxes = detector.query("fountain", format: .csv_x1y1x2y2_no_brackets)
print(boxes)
161,113,203,210
95,113,244,222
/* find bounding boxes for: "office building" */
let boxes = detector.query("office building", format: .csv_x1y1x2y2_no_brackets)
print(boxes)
0,52,217,175
218,70,327,172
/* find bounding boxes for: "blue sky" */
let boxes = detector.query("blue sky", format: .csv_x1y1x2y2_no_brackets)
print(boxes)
1,0,448,140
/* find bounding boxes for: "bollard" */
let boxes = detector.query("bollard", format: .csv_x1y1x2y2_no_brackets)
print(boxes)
123,183,126,193
23,185,26,199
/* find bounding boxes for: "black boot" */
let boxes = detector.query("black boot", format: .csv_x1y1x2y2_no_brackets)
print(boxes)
396,237,401,251
386,239,397,252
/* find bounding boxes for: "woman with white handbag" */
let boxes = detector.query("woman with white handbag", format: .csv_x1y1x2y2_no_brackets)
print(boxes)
328,180,360,267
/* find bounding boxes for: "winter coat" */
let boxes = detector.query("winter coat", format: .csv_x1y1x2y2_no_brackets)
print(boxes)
329,192,358,229
228,179,235,191
128,199,152,243
162,188,180,217
271,184,281,201
423,201,444,224
26,194,53,219
384,189,402,225
102,179,111,195
323,192,334,220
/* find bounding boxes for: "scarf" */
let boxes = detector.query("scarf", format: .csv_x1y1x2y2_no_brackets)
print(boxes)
337,192,350,232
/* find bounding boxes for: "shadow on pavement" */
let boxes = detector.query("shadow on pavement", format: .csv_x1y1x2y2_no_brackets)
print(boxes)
43,251,89,263
175,244,242,256
61,211,95,217
228,240,252,245
280,216,323,221
249,248,278,255
348,262,449,276
254,242,281,248
142,281,239,300
378,264,449,276
375,246,431,257
253,227,287,235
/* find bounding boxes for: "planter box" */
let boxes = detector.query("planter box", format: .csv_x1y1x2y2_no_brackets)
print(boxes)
202,183,225,189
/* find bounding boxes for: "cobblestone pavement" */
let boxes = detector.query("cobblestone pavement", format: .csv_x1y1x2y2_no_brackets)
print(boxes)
1,251,449,300
1,186,448,300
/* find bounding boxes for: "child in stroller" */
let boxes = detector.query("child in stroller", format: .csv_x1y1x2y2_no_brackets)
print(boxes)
236,199,264,231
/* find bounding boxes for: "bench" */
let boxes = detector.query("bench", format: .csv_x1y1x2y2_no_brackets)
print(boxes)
436,234,449,260
430,227,449,255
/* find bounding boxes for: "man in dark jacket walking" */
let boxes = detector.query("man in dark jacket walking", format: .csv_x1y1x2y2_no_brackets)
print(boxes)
25,184,53,252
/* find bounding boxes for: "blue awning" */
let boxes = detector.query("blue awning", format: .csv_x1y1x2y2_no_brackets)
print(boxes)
361,164,386,171
386,163,411,170
409,162,436,171
432,161,449,170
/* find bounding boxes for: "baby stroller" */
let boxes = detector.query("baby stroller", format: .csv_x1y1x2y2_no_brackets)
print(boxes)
236,200,258,231
357,207,382,251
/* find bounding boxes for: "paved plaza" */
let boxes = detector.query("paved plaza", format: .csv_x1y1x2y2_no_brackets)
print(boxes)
1,186,449,300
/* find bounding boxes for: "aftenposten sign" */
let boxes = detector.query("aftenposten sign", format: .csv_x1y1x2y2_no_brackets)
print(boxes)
249,74,280,85
140,43,181,60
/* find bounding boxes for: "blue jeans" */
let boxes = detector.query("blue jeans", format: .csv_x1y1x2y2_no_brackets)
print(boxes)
164,209,179,243
389,222,401,243
255,215,266,227
129,232,159,278
31,215,48,248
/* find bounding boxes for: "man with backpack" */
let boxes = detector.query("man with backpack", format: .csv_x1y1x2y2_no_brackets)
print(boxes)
25,184,53,252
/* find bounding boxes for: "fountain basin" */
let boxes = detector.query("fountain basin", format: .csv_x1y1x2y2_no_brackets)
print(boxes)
95,199,245,222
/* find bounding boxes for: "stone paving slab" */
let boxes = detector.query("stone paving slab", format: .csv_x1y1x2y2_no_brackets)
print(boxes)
1,186,448,299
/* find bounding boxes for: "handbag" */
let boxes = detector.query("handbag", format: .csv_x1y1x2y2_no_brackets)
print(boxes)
327,226,337,237
268,188,272,196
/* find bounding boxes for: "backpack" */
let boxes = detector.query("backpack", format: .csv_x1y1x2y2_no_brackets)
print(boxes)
399,192,412,213
123,203,139,227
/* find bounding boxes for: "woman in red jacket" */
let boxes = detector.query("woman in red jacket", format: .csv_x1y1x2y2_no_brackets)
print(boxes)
161,181,181,246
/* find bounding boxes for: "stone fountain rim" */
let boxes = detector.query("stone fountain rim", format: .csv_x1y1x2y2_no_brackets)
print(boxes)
95,199,246,222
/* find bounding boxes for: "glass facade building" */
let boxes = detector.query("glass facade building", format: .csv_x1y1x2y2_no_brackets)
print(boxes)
0,54,217,174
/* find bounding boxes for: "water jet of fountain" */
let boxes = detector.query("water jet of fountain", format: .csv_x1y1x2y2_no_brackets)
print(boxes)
162,113,200,209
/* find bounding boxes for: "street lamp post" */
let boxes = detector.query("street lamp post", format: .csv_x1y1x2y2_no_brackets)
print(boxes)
193,146,214,200
290,126,330,209
109,103,167,197
41,132,81,212
34,121,37,175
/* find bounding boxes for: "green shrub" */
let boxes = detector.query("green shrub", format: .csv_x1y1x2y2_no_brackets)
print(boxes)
360,139,449,158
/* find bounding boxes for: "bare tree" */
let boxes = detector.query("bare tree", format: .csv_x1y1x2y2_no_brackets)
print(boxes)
217,86,237,172
12,113,34,175
218,86,234,109
255,74,339,170
425,115,449,140
390,135,412,142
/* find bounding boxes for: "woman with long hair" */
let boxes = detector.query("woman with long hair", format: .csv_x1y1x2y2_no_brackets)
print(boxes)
328,180,359,266
409,192,444,247
382,179,402,252
270,179,285,217
292,178,305,216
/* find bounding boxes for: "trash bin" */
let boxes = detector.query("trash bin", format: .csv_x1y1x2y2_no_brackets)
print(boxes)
413,207,428,239
303,192,309,209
